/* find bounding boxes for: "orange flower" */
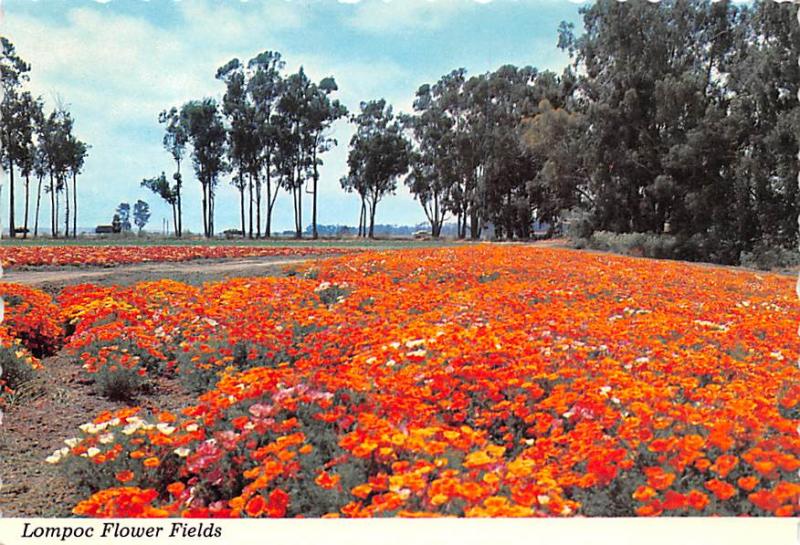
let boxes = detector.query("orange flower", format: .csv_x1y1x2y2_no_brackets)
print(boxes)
245,495,266,517
143,457,160,468
632,485,657,502
710,455,738,478
662,490,687,511
315,472,341,490
737,476,759,491
705,479,737,501
644,467,676,491
748,490,780,513
686,490,709,511
167,482,185,496
115,470,134,483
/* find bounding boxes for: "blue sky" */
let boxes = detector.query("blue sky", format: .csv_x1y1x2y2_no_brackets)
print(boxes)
5,0,586,234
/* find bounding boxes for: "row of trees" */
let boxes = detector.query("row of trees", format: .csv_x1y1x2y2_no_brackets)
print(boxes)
375,0,798,263
144,51,347,239
1,38,89,239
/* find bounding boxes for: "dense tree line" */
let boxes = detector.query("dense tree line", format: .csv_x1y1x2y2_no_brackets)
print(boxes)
390,0,799,264
1,38,88,239
147,51,347,239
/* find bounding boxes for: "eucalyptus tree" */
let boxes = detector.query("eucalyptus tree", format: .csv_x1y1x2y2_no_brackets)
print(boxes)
65,133,88,238
276,67,315,238
16,93,42,238
40,108,73,238
305,77,347,239
32,117,49,237
158,107,189,237
247,50,285,237
344,99,411,238
181,98,227,237
217,58,257,236
0,37,31,237
141,172,178,236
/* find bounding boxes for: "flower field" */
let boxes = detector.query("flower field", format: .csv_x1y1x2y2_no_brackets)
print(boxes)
0,245,359,269
3,245,799,517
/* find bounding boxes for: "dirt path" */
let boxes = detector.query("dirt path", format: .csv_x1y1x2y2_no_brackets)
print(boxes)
4,256,318,287
0,353,196,517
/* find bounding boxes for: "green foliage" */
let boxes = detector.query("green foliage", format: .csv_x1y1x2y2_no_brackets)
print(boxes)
739,243,800,271
0,343,36,391
584,231,679,260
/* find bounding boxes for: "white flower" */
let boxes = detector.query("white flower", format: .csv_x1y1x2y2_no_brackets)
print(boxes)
185,424,199,433
46,453,62,464
156,423,176,435
86,447,101,458
79,423,98,434
98,433,115,445
64,437,80,448
122,421,143,435
174,447,191,458
405,339,425,349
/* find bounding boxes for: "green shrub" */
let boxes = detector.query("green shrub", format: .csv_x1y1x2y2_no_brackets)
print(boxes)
0,344,36,391
93,364,149,401
586,231,678,259
739,243,800,271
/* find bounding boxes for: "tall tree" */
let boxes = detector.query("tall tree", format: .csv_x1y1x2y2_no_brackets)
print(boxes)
141,172,178,236
305,77,348,239
247,50,285,238
217,58,257,237
158,107,189,237
0,37,32,238
276,67,314,238
181,98,227,238
344,99,411,238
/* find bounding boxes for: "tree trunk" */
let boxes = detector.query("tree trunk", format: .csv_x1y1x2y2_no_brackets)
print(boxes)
202,181,209,237
23,173,30,239
368,196,377,239
176,161,183,237
9,160,15,238
359,197,366,237
64,174,70,238
171,202,177,237
72,171,78,238
258,175,264,238
239,169,246,236
34,174,43,237
248,171,254,239
312,147,319,239
50,172,56,238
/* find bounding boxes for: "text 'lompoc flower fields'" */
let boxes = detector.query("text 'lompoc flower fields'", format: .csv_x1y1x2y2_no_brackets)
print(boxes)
1,246,798,517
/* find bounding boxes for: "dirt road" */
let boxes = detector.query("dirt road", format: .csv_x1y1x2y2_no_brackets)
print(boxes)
3,256,318,287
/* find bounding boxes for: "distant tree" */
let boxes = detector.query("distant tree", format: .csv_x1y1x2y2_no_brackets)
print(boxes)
343,99,411,238
305,76,348,239
276,67,315,238
0,37,31,238
141,172,178,236
247,50,286,238
133,200,150,234
115,202,131,232
158,107,189,237
216,58,257,238
180,98,228,237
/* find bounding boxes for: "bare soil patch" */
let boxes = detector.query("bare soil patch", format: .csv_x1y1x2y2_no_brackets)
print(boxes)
0,353,196,517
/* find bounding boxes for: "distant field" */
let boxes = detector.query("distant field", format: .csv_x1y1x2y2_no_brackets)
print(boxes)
0,236,459,249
